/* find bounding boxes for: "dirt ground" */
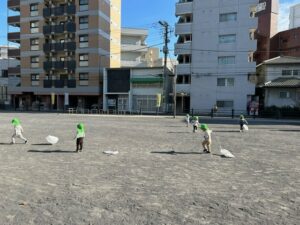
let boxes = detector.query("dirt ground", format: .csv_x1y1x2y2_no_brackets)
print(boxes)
0,113,299,225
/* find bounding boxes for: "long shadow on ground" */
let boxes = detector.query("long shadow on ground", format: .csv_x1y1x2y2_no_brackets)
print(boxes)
151,151,229,158
28,150,76,153
31,143,52,145
151,150,203,155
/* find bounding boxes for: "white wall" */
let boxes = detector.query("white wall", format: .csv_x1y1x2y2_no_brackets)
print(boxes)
178,0,257,111
289,4,300,29
265,88,299,107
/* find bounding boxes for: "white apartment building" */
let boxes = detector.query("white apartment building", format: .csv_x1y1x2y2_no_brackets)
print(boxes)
289,3,300,29
175,0,258,113
121,28,159,67
121,28,177,70
0,46,19,108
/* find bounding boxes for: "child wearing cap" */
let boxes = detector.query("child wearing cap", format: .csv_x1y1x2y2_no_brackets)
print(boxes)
185,114,190,127
192,116,200,132
75,123,85,152
11,118,28,144
239,115,248,132
200,124,212,153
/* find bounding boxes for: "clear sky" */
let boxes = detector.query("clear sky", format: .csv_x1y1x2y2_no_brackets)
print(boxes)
0,0,298,56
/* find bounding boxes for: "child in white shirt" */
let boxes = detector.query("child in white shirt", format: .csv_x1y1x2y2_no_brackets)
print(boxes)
200,124,212,153
11,118,27,144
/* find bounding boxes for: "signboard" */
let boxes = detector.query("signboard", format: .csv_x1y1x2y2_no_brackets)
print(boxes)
256,2,266,13
156,94,161,108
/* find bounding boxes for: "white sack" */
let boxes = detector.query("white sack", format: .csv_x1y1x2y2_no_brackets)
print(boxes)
220,148,235,158
46,135,59,145
103,150,119,155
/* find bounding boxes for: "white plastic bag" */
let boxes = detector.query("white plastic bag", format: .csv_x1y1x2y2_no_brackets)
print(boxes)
103,150,119,155
46,135,59,145
220,148,235,158
243,124,249,131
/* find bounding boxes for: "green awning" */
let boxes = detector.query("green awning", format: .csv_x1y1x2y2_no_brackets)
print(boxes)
130,77,163,84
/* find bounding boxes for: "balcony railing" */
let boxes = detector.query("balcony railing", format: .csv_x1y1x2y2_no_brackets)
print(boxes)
43,4,76,18
8,67,20,74
43,42,76,53
176,1,193,16
43,60,76,71
8,15,20,27
8,0,20,10
43,22,76,35
43,79,77,88
8,32,20,42
8,48,20,58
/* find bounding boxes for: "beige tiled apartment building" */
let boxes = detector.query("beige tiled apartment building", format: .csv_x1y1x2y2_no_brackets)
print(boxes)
7,0,120,110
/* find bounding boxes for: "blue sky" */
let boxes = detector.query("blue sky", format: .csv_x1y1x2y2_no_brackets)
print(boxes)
0,0,297,54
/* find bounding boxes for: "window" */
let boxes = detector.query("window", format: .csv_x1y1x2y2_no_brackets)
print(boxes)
79,0,89,11
79,73,89,85
79,54,88,66
219,13,237,22
249,29,256,40
282,70,292,76
279,92,290,98
31,74,39,81
1,70,8,78
217,78,234,87
79,73,89,80
178,54,191,64
178,14,193,23
216,100,234,108
177,75,191,84
30,21,39,33
31,74,39,86
0,86,8,100
79,35,89,48
219,34,236,44
31,56,39,68
30,38,39,51
178,34,192,43
293,70,299,75
79,16,88,29
30,4,38,17
218,56,235,65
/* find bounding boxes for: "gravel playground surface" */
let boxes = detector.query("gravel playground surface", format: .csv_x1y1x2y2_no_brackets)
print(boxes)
0,113,299,225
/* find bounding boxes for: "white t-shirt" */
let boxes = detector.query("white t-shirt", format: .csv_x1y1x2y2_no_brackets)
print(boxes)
203,129,212,142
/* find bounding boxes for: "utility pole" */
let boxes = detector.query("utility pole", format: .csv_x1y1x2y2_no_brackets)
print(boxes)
173,66,177,118
159,21,169,113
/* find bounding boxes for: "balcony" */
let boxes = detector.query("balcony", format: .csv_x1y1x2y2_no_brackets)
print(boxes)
8,0,20,11
43,60,76,71
43,22,76,35
121,44,148,52
176,84,191,95
44,42,76,53
174,42,192,55
43,5,76,18
8,67,20,75
67,80,76,88
175,1,193,16
8,48,20,59
54,80,64,88
43,79,76,88
8,15,20,27
175,23,192,35
8,32,20,43
43,80,52,88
